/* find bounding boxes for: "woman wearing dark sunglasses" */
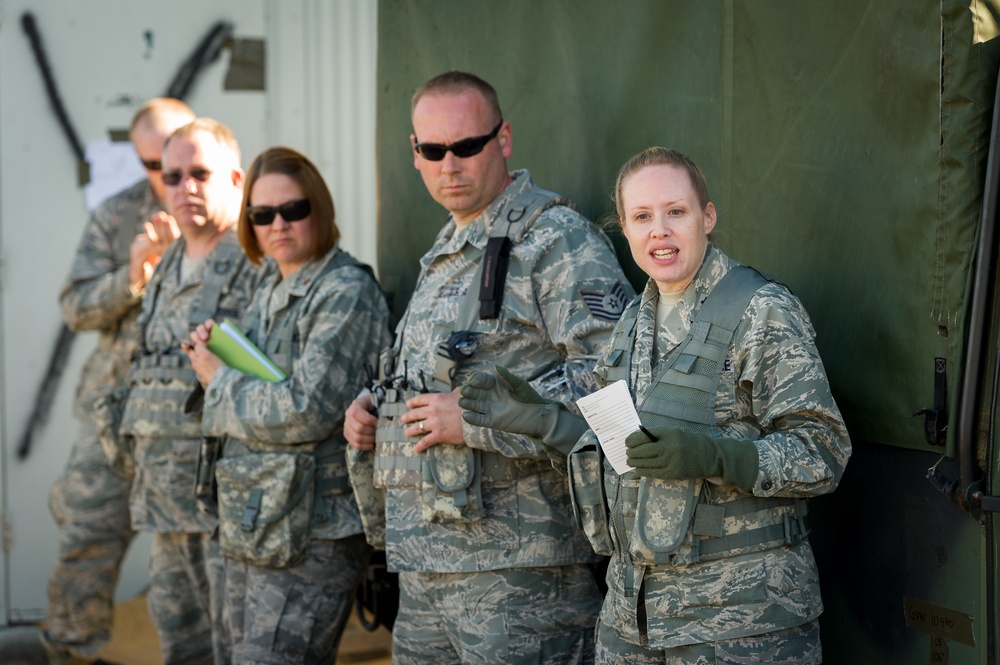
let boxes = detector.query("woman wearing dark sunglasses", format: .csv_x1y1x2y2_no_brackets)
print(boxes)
183,146,393,664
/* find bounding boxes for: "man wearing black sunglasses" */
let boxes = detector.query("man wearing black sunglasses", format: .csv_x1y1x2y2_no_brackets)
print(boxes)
345,71,633,664
117,118,263,665
43,98,194,664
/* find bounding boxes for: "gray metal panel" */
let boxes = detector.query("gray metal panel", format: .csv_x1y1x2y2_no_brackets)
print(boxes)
263,0,379,270
0,0,377,626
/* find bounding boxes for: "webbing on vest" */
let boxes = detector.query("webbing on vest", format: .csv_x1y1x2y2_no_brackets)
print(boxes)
375,186,577,488
628,266,769,434
390,185,574,391
136,232,247,360
262,249,379,375
606,265,810,562
477,187,574,319
223,250,378,504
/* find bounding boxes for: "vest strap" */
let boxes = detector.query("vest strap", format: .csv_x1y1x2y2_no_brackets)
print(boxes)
697,499,810,561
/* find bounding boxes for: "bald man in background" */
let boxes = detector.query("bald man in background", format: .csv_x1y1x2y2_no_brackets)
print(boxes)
42,98,195,665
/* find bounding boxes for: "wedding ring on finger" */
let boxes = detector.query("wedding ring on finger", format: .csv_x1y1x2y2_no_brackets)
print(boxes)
419,420,426,432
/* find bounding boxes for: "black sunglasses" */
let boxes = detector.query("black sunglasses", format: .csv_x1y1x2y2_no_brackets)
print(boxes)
141,159,162,171
162,167,213,187
246,198,312,226
413,119,503,161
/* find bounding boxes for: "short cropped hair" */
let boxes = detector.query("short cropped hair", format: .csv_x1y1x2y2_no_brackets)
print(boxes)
411,71,502,124
613,147,711,226
237,146,340,266
163,117,241,167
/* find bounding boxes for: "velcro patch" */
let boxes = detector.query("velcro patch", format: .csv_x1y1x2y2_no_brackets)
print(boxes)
580,281,628,322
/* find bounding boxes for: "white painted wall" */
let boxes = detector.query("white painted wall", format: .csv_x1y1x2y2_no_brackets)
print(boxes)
0,0,377,624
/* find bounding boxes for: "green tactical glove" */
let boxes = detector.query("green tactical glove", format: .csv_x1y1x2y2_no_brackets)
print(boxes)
625,425,760,492
459,366,588,461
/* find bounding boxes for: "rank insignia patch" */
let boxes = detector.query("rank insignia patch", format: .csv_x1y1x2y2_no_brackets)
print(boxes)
580,281,629,321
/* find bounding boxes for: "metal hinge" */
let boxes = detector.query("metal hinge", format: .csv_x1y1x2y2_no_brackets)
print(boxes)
974,491,1000,513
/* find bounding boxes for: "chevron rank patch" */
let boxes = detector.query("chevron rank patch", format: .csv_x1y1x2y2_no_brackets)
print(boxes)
580,281,629,321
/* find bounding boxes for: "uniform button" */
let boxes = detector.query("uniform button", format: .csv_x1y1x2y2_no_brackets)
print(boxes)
761,480,774,491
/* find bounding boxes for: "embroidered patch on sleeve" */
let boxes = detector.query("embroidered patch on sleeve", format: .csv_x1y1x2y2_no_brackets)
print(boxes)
580,281,629,321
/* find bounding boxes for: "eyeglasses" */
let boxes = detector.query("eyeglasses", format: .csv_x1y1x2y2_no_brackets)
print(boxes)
141,159,162,171
413,120,503,161
246,198,312,226
162,167,213,187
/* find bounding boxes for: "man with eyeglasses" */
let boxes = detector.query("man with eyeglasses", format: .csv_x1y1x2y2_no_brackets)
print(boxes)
118,117,262,665
43,97,194,665
345,70,634,664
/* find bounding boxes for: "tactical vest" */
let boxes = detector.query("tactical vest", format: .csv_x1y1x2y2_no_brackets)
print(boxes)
225,250,380,494
570,266,810,583
371,187,571,524
119,233,250,441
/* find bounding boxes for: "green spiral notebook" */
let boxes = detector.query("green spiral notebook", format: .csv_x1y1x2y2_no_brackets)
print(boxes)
207,319,286,382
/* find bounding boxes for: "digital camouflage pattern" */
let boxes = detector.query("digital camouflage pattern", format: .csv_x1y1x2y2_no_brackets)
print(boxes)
214,450,315,568
200,246,391,659
595,616,822,665
125,232,262,532
202,247,393,540
43,179,160,659
124,230,261,665
346,441,385,547
61,179,159,416
593,245,851,654
225,534,371,664
147,531,228,665
379,169,634,574
392,565,602,665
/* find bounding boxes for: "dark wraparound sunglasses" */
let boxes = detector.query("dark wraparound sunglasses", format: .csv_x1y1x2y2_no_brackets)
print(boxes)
141,159,162,171
162,167,213,186
413,120,503,161
246,198,312,226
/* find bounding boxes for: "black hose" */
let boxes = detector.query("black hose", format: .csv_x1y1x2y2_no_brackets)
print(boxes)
16,12,87,460
20,13,85,162
15,16,234,461
165,21,234,99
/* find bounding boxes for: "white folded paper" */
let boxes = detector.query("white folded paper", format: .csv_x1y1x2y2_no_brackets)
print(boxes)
575,380,639,474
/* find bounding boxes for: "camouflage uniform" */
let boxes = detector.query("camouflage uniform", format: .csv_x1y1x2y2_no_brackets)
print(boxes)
43,179,160,661
201,246,393,664
585,245,850,663
376,170,633,664
123,230,262,665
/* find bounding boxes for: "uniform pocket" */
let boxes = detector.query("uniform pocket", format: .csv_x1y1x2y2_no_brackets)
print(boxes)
568,434,613,556
216,452,315,568
628,477,701,565
420,445,484,523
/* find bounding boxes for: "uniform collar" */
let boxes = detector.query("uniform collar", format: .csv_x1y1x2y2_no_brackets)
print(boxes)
638,244,735,314
428,169,534,259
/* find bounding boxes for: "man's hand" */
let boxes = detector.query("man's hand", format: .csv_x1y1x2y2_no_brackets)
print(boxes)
128,212,180,287
345,395,378,451
459,366,587,459
403,389,466,453
625,425,759,491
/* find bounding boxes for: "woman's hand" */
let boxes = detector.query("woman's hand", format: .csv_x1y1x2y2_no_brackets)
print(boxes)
183,319,223,387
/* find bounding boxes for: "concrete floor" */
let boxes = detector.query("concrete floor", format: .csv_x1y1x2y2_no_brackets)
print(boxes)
0,594,392,665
